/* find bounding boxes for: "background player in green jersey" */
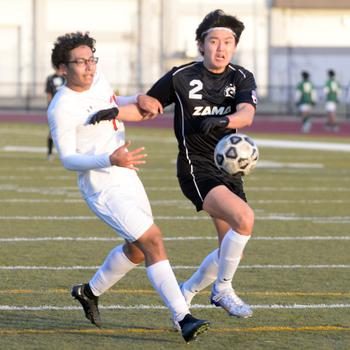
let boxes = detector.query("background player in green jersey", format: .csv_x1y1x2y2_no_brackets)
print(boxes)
295,71,317,133
324,69,341,132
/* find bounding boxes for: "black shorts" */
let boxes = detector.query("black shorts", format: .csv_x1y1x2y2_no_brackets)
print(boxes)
178,168,247,212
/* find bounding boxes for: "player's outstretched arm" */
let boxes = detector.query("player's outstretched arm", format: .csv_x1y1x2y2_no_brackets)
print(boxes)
117,95,163,122
109,140,147,171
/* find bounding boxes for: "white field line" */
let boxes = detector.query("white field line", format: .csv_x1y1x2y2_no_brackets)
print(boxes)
0,198,349,205
1,304,350,312
0,236,349,243
256,139,350,152
4,138,349,153
257,160,323,169
1,146,46,153
1,264,350,270
0,215,350,223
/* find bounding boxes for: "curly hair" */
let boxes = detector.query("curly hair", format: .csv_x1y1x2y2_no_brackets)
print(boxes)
196,9,245,54
51,32,96,69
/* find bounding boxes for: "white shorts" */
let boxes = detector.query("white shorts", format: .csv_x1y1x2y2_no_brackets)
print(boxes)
85,176,153,242
325,101,337,112
299,104,312,113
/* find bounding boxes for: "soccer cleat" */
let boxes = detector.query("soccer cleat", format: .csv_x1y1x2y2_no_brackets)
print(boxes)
172,283,195,332
71,283,101,328
178,314,210,343
210,286,253,318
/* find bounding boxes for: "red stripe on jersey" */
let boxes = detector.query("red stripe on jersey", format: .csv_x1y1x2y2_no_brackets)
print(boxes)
112,118,118,130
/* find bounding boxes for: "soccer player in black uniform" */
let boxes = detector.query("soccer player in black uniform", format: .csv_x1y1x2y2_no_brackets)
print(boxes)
45,68,66,160
147,9,257,320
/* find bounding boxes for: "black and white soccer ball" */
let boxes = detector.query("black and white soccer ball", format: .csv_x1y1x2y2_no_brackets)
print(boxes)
214,133,259,176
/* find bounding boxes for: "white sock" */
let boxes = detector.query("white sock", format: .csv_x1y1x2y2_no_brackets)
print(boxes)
89,244,138,296
147,260,189,322
182,249,219,303
215,229,250,292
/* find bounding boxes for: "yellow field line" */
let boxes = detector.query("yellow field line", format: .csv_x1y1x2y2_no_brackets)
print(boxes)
0,325,349,335
1,289,349,297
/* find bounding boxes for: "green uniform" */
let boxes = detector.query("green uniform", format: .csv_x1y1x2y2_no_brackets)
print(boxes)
324,78,341,103
296,80,316,105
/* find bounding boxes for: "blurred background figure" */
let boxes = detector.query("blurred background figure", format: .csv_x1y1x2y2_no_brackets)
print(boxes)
45,67,66,160
323,69,341,132
295,71,317,133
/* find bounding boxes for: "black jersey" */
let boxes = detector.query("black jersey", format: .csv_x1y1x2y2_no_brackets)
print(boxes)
147,61,257,177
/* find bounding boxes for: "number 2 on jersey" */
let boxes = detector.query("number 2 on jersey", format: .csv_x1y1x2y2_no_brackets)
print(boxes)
189,80,203,100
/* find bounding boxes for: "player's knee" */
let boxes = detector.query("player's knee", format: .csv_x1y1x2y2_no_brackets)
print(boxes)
146,226,164,251
235,206,254,235
138,224,165,255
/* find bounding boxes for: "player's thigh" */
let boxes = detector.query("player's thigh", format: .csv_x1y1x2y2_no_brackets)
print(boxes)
85,186,153,242
203,185,254,235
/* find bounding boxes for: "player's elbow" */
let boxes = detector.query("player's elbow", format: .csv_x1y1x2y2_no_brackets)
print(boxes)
61,156,78,171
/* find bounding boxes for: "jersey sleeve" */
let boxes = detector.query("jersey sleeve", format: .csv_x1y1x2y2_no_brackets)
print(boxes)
235,70,258,108
48,101,111,172
147,68,177,107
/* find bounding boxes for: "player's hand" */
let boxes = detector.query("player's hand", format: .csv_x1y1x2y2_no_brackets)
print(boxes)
200,116,229,135
89,107,119,125
139,110,158,120
109,140,147,171
137,95,163,116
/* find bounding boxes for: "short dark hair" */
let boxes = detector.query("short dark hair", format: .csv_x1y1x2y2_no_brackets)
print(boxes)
302,71,310,80
51,32,96,69
328,69,335,77
196,9,245,53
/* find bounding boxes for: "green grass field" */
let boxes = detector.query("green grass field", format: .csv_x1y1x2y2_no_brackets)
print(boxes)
0,122,350,350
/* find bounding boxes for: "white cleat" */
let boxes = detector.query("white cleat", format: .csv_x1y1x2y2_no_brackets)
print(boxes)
210,286,253,318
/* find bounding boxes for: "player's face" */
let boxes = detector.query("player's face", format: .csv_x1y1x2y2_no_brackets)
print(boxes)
62,45,97,92
200,29,237,74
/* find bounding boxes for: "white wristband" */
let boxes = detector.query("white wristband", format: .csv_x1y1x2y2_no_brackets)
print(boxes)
116,94,140,106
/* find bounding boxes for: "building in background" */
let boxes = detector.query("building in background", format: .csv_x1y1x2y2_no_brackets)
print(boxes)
0,0,349,115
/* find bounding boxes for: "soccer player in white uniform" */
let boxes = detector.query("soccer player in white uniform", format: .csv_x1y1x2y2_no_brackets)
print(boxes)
47,31,209,342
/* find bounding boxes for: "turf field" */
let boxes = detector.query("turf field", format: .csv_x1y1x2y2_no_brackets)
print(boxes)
0,121,349,350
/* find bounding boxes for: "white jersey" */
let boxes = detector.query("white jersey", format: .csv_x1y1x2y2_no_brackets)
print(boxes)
48,70,134,198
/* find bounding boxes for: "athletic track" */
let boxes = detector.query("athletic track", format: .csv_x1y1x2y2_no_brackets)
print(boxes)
0,110,349,137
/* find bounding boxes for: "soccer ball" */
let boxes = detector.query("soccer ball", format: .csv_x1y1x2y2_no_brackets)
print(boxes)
214,133,259,176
